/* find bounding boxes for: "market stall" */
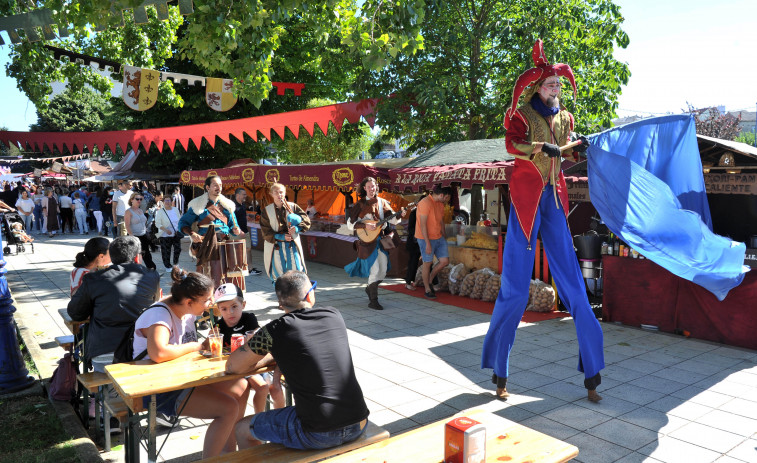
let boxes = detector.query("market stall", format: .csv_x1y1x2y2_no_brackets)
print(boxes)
389,139,593,277
180,158,414,277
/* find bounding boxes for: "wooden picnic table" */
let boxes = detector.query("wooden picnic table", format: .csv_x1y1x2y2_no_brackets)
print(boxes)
58,308,88,336
106,352,274,463
321,409,578,463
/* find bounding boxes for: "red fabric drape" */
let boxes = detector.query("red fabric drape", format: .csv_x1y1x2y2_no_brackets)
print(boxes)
602,255,757,350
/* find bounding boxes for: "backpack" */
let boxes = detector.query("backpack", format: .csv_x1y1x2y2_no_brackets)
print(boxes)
49,352,77,401
112,303,170,364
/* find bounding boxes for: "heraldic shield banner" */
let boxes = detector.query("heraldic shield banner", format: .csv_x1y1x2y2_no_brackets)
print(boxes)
122,65,160,111
206,77,238,112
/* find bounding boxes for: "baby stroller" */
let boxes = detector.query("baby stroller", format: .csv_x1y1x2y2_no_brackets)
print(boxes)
2,212,34,255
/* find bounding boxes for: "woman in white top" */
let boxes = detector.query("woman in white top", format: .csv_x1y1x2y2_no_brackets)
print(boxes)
155,196,182,272
15,189,35,234
132,268,250,458
124,194,156,269
70,237,111,296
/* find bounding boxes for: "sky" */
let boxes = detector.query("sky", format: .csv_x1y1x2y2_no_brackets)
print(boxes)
1,0,756,132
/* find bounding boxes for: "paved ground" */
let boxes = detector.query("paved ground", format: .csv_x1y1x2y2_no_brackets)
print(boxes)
6,232,757,463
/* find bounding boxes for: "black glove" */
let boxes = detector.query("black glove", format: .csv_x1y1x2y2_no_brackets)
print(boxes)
574,134,590,153
542,143,561,158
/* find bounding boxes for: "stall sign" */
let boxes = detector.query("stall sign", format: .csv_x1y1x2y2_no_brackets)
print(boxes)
704,173,757,195
566,182,590,202
250,229,258,247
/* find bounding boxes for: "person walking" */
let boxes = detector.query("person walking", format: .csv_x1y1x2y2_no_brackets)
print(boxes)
15,189,35,235
124,194,157,269
58,190,74,234
155,196,182,273
41,188,59,237
73,192,89,234
32,186,45,234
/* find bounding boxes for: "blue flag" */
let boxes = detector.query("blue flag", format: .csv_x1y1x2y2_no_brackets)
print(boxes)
588,115,747,301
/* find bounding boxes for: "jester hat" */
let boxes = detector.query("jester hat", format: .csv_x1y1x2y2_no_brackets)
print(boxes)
505,40,577,124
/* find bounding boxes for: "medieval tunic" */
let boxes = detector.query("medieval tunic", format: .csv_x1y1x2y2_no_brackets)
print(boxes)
344,197,399,284
481,99,604,389
178,193,240,287
43,195,59,233
259,202,310,281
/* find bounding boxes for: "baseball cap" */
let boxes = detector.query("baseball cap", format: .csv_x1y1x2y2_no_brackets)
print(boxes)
214,283,243,303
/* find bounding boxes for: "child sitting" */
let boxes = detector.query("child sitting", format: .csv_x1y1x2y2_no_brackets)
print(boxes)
214,283,285,413
11,222,34,243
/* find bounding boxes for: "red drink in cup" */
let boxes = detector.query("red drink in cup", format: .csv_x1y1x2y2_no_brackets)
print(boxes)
230,334,244,352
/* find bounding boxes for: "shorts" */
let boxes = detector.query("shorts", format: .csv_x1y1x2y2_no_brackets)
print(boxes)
418,237,449,263
141,388,193,417
248,406,366,450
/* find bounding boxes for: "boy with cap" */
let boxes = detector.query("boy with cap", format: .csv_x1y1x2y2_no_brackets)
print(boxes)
214,283,285,412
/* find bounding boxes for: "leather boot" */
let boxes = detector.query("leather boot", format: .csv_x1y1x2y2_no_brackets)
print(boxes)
367,282,384,310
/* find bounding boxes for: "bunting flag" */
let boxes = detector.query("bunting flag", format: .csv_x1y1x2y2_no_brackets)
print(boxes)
206,78,238,112
0,98,378,155
122,65,160,111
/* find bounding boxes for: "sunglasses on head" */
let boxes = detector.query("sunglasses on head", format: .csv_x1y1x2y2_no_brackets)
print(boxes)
303,280,317,301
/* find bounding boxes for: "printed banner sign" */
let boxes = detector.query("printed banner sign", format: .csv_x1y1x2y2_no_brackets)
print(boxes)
123,65,160,111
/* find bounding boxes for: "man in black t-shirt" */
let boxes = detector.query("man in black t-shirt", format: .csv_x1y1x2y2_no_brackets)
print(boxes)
227,270,369,450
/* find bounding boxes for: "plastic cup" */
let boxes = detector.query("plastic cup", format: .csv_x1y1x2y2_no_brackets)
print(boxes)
208,333,223,358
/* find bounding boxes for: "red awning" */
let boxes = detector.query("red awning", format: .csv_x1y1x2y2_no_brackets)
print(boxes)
390,161,513,192
181,159,408,191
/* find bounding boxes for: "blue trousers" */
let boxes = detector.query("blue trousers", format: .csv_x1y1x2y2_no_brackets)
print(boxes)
482,188,604,384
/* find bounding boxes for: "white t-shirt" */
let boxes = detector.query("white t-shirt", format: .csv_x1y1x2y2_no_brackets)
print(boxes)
306,206,317,218
59,195,73,209
113,190,133,216
133,303,197,360
15,198,34,214
73,198,86,212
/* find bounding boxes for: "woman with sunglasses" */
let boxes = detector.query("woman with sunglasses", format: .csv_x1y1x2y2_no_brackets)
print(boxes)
124,194,157,269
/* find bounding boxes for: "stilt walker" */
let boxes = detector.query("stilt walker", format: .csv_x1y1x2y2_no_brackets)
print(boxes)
481,39,604,403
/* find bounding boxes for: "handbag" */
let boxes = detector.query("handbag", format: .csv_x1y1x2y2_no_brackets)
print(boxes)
164,208,184,239
380,234,396,250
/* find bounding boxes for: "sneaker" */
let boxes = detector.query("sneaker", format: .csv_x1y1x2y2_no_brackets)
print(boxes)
424,290,437,299
165,267,173,273
250,268,262,276
155,412,178,428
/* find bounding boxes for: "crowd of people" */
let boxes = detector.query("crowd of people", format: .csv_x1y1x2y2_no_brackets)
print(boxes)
0,179,186,241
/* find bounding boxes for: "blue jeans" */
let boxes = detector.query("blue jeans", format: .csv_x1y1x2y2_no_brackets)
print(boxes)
248,406,366,450
33,204,43,233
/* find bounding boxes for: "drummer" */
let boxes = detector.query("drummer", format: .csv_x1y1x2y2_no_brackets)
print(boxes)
178,175,242,287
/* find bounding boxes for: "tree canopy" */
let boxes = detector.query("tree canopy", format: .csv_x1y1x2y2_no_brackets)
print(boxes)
354,0,630,152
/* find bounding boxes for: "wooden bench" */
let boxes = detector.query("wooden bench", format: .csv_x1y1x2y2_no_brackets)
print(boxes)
55,335,75,351
201,421,389,463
